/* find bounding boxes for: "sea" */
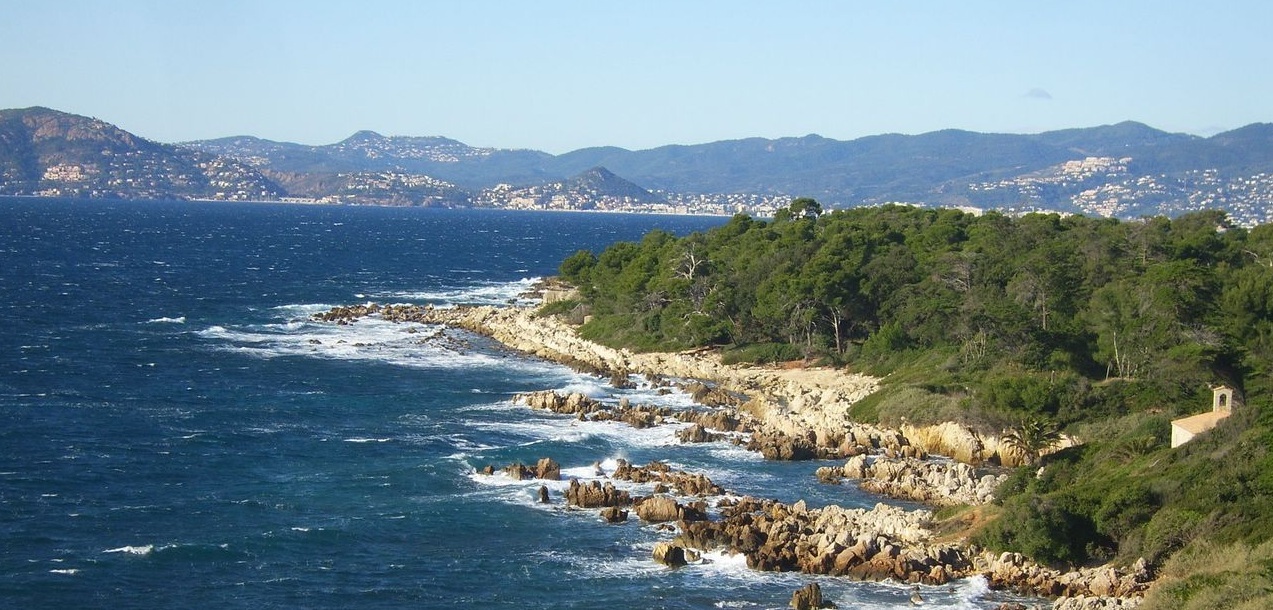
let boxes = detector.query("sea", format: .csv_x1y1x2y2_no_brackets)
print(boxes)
0,198,1037,609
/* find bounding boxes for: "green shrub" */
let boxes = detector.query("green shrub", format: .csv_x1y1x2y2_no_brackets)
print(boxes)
1143,508,1206,564
1095,482,1160,541
974,495,1107,567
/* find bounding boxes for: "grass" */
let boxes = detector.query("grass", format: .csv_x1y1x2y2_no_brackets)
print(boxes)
1141,539,1273,610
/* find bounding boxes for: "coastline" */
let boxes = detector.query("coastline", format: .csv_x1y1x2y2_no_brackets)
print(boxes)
313,302,1148,608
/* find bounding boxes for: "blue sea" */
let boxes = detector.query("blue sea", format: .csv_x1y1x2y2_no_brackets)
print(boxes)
0,198,1031,609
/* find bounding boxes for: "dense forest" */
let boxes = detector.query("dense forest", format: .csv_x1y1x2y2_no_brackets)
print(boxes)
548,201,1273,598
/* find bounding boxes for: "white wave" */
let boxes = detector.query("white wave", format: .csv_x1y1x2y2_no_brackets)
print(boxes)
145,316,186,324
343,437,392,443
49,569,79,575
467,459,654,502
467,413,687,450
951,575,993,608
272,303,342,317
104,545,154,556
375,277,543,307
557,380,612,398
198,317,541,371
691,549,781,582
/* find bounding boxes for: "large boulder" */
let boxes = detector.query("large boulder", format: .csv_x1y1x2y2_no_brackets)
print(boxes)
535,457,561,480
636,495,681,523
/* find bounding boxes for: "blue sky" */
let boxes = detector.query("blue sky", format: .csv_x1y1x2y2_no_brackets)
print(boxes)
2,1,1269,153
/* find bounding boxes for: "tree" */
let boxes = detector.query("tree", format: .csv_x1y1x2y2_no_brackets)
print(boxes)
559,249,597,286
789,197,823,219
1002,417,1062,466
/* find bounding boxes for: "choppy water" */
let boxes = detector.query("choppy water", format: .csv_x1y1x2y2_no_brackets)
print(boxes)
0,198,1033,609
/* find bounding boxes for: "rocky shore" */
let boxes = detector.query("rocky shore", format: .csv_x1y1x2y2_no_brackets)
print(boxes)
312,302,1147,609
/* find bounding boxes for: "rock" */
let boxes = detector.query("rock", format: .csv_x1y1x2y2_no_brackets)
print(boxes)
505,462,533,480
748,431,819,460
1051,596,1144,610
535,457,561,480
599,506,628,523
636,495,681,523
789,583,835,609
652,541,687,567
609,369,635,389
566,479,631,508
677,424,717,443
537,485,550,504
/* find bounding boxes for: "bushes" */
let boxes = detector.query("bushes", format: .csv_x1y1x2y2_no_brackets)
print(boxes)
975,495,1108,567
1141,508,1205,564
1094,482,1160,543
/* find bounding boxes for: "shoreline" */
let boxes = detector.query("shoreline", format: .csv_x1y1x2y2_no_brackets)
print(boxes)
313,302,1148,608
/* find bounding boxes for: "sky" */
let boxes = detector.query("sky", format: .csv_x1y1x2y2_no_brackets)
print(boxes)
2,1,1270,154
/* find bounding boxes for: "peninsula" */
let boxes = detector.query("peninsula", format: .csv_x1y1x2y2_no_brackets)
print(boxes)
312,200,1273,609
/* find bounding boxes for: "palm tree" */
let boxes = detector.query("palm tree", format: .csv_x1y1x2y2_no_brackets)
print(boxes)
1002,417,1062,466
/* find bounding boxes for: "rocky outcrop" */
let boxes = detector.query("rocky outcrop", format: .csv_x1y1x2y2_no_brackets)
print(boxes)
816,455,1006,507
514,390,676,429
675,499,970,585
978,552,1154,600
611,459,724,497
1051,596,1143,609
565,479,631,508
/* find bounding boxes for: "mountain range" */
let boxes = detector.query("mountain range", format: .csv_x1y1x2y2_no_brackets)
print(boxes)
2,106,1272,225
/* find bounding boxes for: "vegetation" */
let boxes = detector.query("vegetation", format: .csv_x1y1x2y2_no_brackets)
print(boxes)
553,200,1273,572
1140,539,1273,610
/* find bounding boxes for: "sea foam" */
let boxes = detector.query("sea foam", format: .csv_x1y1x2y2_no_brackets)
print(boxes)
375,277,542,307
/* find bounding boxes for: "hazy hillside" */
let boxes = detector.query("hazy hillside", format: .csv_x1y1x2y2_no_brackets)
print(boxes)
3,106,1272,225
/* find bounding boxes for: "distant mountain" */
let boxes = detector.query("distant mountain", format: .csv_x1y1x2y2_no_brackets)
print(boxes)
4,107,1273,225
188,130,554,188
1031,120,1198,155
0,107,283,200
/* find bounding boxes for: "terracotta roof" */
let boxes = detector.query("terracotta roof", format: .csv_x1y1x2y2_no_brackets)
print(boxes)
1171,410,1231,435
